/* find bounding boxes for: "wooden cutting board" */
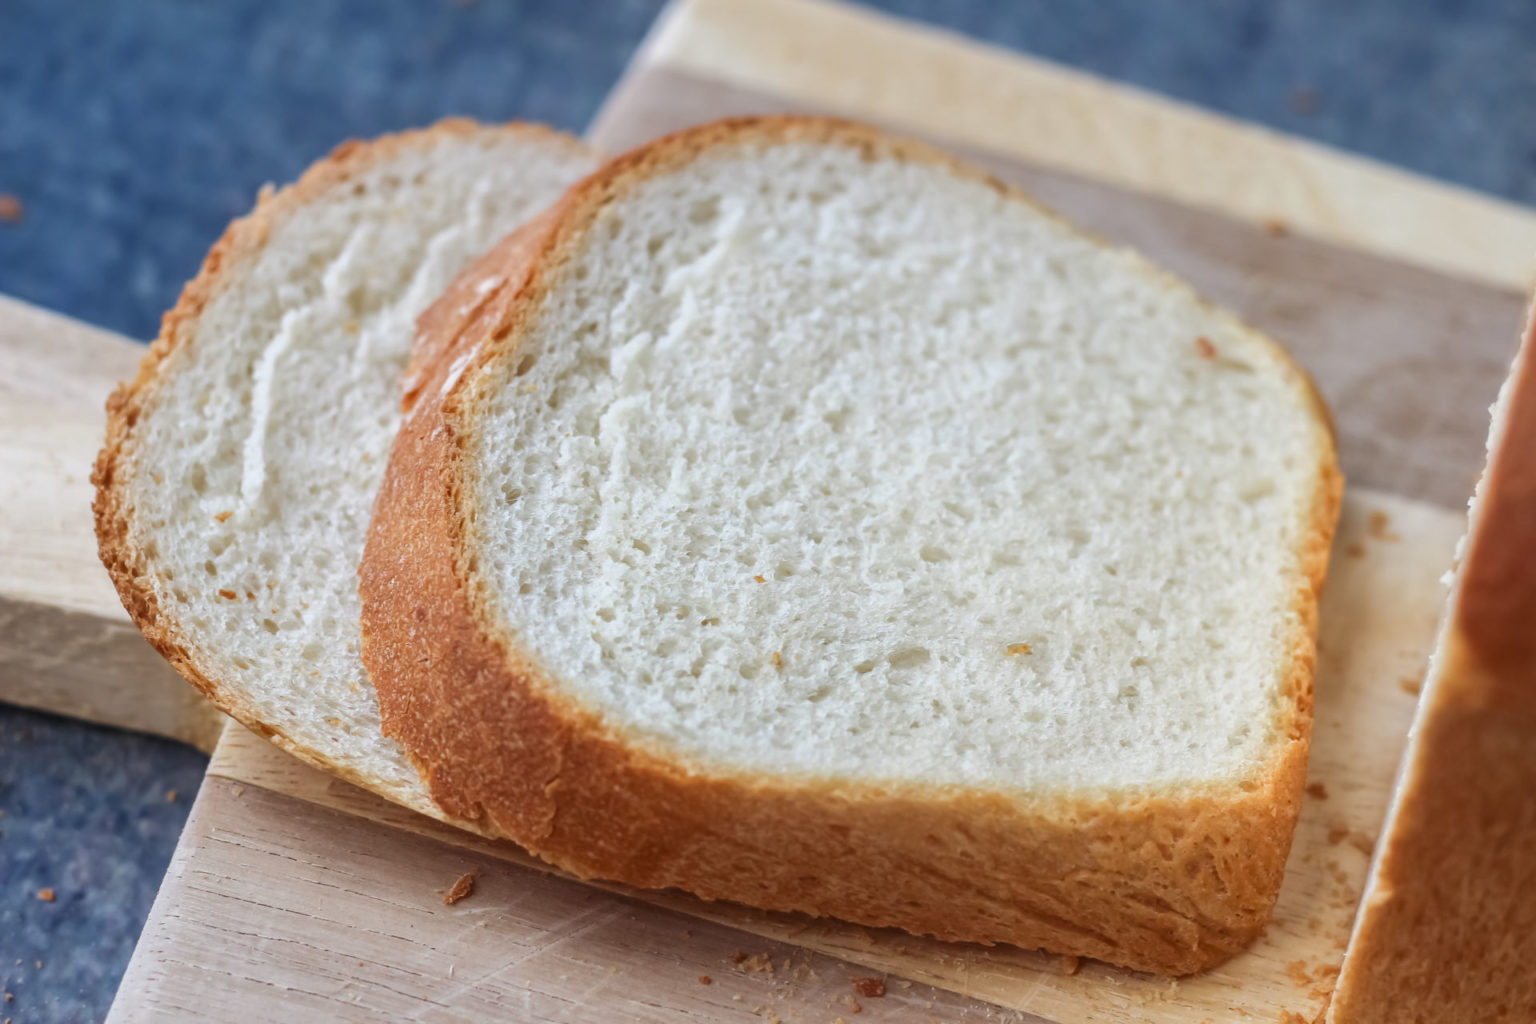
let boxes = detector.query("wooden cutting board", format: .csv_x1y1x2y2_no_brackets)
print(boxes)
6,0,1535,1020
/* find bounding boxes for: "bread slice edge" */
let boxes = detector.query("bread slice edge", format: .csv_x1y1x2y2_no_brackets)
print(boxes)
91,119,591,823
359,115,1344,974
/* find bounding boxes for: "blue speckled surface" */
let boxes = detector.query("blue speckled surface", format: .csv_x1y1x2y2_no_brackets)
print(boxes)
1,1,1532,1020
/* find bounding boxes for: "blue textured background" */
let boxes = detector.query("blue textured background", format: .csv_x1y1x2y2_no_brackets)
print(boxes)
2,1,1532,1020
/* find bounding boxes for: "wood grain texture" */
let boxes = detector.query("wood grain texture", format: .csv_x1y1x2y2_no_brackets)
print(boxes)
112,489,1461,1023
109,777,1002,1024
588,66,1529,511
640,0,1536,293
20,0,1535,1017
0,294,225,750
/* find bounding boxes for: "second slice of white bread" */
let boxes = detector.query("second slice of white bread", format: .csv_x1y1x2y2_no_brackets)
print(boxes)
360,117,1342,974
93,121,597,815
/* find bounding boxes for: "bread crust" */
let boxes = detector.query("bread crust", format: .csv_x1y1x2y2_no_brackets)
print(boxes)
359,116,1343,975
90,119,593,820
1327,297,1536,1023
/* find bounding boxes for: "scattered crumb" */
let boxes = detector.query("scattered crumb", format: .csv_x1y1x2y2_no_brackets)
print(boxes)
217,588,238,600
1344,542,1366,559
443,871,476,905
1285,959,1311,985
1306,782,1329,800
1263,217,1289,238
215,510,233,523
1399,676,1422,697
36,888,54,902
1050,954,1081,976
893,979,912,989
735,953,774,974
1348,832,1377,857
851,977,885,998
358,960,365,967
1367,510,1400,542
1004,642,1032,656
0,194,22,223
731,951,749,964
1195,336,1217,359
166,788,178,803
698,975,712,985
232,784,245,797
844,994,862,1014
345,319,360,334
1290,86,1321,116
753,575,767,583
771,651,783,670
1327,824,1350,846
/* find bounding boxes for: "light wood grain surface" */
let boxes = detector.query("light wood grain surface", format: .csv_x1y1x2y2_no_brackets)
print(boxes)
8,0,1534,1019
644,0,1536,294
110,777,1001,1024
115,489,1453,1024
0,295,225,750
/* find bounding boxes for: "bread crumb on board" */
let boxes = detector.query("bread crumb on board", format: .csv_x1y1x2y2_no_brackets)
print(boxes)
1367,509,1400,542
851,977,885,998
1005,642,1032,656
36,888,54,902
1049,953,1081,976
442,871,476,905
1195,336,1217,359
1306,782,1329,800
698,975,712,985
1399,676,1423,696
732,952,774,974
844,993,862,1013
1263,217,1289,238
165,788,178,803
0,194,22,223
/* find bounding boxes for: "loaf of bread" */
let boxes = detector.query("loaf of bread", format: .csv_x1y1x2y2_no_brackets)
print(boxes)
358,116,1342,975
93,121,596,816
1328,297,1536,1023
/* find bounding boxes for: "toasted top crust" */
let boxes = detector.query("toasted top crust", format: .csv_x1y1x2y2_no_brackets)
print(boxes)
360,116,1342,974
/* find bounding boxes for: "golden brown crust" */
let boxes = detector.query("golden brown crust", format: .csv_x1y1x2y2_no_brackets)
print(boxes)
89,119,593,816
1327,297,1536,1023
359,116,1342,975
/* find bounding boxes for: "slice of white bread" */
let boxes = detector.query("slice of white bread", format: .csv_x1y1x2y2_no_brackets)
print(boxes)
359,116,1342,974
93,121,597,816
1328,298,1536,1022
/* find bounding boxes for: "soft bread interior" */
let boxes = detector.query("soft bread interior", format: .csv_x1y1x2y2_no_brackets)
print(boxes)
115,129,595,804
463,137,1334,794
